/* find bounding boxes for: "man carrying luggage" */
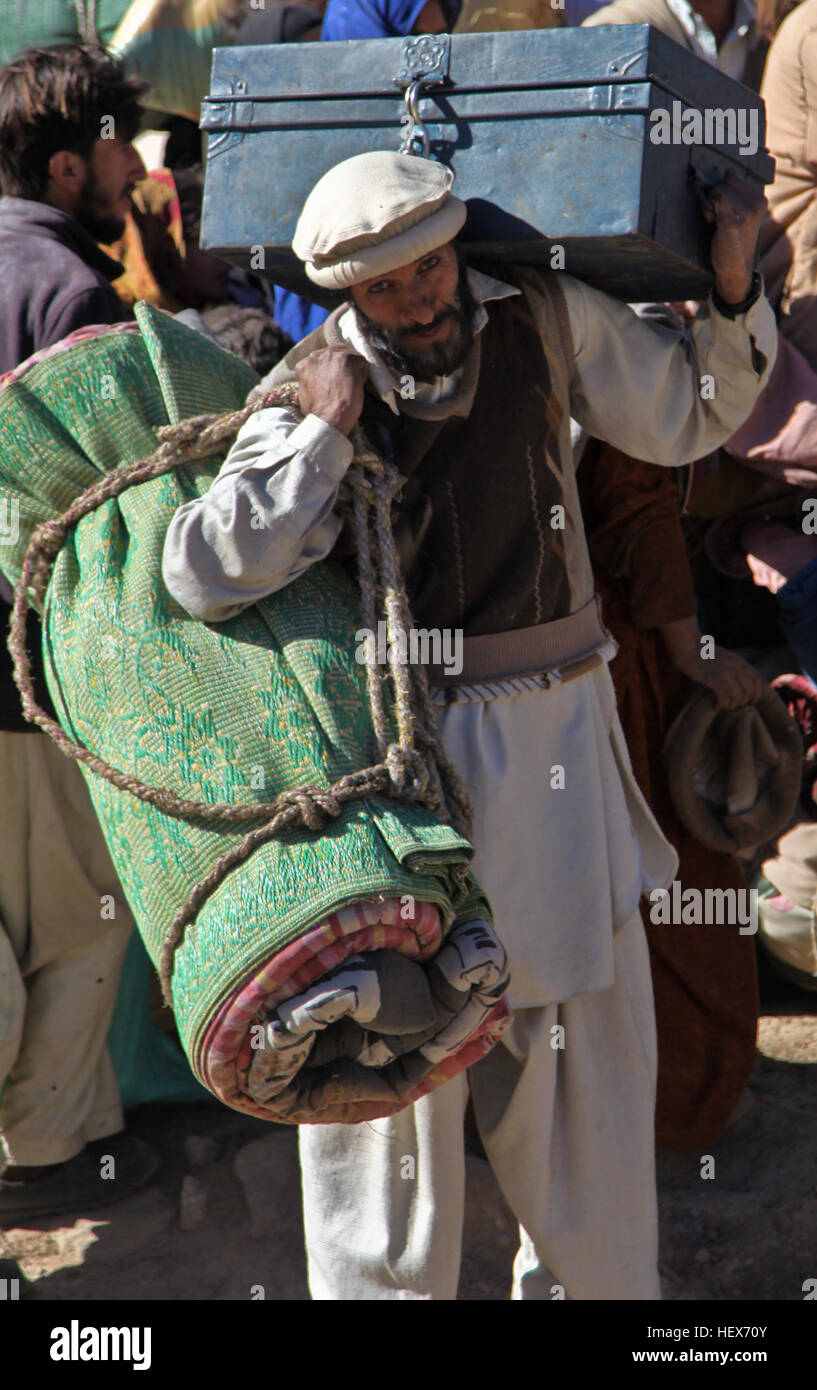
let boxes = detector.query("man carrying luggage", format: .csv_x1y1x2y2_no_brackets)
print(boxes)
164,150,775,1299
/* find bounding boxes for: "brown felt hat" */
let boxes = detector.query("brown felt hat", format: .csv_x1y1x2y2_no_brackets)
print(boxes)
662,686,803,854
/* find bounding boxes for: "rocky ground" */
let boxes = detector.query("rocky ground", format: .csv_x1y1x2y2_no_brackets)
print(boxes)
2,957,815,1302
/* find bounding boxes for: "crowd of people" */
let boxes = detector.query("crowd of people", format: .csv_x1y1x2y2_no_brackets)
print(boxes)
0,0,816,1302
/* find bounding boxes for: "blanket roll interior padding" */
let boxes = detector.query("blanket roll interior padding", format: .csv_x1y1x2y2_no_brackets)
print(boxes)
0,305,511,1123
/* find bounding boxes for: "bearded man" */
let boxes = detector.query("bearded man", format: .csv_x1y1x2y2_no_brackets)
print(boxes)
164,151,776,1299
0,46,147,352
0,45,157,1230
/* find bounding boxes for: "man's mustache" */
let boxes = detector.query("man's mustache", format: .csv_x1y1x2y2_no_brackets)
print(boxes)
398,305,458,342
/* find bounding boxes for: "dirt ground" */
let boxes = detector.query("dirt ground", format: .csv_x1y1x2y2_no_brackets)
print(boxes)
2,955,815,1303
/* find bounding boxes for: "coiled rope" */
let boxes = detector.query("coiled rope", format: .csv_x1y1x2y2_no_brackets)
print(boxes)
9,384,472,1003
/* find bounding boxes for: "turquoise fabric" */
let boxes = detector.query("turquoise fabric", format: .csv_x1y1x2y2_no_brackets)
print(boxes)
107,930,208,1110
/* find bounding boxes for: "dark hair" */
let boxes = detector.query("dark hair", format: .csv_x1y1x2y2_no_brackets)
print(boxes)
0,44,147,200
172,164,205,245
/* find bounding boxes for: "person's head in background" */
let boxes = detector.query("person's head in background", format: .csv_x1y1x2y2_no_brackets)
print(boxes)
173,164,233,303
0,44,147,243
321,0,462,41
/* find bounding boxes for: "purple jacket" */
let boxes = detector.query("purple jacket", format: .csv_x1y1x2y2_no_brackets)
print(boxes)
0,198,125,376
0,198,127,729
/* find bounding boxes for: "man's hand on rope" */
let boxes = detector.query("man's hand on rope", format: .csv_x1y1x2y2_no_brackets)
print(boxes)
296,347,368,436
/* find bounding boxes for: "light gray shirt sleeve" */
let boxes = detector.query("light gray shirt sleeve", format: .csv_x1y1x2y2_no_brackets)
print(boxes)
162,407,353,622
163,277,778,622
553,275,777,466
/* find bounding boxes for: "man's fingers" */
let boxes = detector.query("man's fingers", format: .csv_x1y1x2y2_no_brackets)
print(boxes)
295,346,367,436
704,649,765,708
708,182,767,223
711,680,741,710
695,178,718,221
696,167,767,226
718,166,765,200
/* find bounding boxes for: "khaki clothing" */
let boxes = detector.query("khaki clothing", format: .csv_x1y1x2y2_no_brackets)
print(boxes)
0,193,134,1171
759,0,817,369
0,732,134,1166
583,0,766,87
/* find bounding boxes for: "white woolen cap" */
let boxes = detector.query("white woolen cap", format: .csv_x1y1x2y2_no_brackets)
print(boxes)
292,151,467,289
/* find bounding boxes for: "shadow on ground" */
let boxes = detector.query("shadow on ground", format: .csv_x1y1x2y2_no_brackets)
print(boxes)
2,962,814,1301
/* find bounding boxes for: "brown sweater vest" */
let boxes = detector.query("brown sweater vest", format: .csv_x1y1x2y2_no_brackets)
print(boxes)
271,267,580,640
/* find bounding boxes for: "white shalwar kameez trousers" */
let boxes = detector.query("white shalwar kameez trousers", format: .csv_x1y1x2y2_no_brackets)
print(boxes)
299,660,676,1300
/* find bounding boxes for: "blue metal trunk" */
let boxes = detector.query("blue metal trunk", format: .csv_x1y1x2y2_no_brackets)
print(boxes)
200,24,773,303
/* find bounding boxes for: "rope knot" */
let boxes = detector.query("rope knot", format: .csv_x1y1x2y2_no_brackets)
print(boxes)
385,744,429,800
284,787,343,831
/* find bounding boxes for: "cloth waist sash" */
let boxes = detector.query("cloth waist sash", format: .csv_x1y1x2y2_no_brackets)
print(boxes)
427,594,617,687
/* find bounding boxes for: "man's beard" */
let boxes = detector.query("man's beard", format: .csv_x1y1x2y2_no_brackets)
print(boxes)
74,168,128,244
357,257,478,383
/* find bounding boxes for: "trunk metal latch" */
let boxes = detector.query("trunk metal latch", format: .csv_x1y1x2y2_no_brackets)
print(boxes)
394,34,451,158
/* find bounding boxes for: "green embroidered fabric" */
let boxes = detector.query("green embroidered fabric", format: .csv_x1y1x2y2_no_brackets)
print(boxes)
0,305,486,1079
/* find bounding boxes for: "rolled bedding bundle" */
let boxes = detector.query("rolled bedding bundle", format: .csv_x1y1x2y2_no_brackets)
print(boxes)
0,304,511,1124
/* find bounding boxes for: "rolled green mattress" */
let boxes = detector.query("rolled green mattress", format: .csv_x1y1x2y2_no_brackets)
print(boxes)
0,306,511,1123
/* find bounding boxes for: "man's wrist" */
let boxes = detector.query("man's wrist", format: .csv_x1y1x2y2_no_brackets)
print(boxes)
291,413,355,473
711,271,762,320
312,409,353,435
